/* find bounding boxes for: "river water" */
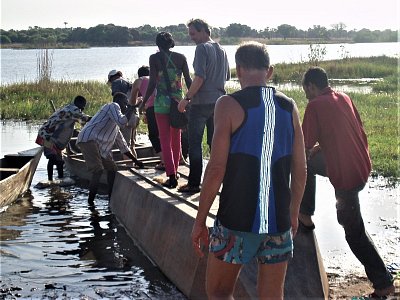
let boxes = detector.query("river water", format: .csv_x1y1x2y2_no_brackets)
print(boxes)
1,120,399,298
1,42,398,85
0,121,186,299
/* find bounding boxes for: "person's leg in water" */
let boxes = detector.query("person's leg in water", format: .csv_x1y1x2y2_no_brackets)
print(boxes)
44,147,61,181
78,141,105,204
47,159,54,181
56,161,64,179
107,171,116,198
335,186,394,296
54,150,64,179
103,157,118,199
46,155,64,181
88,169,103,204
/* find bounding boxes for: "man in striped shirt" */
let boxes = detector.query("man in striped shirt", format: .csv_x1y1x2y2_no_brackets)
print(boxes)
77,92,144,204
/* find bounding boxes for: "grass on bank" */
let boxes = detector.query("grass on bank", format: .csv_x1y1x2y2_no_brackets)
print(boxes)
247,56,397,88
0,80,110,119
1,55,398,182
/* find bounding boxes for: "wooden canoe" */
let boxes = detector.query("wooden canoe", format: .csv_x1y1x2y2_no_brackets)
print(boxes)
111,167,329,299
0,147,43,208
65,135,329,298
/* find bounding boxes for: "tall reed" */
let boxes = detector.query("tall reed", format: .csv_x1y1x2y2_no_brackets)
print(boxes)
37,48,53,83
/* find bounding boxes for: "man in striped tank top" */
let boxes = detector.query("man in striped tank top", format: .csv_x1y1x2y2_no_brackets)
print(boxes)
191,42,307,299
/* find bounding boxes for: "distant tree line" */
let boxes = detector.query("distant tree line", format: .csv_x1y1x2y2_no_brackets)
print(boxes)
0,22,397,47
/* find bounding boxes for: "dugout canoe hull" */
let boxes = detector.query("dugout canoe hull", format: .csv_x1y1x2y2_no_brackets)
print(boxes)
110,167,329,299
0,147,43,208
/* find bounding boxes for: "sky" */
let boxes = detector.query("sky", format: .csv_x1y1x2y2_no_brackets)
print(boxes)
1,0,399,31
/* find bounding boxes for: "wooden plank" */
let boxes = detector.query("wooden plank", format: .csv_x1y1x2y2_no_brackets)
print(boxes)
0,168,20,172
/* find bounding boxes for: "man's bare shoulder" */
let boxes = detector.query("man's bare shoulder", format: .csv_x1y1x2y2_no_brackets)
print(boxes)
215,95,244,132
216,95,240,112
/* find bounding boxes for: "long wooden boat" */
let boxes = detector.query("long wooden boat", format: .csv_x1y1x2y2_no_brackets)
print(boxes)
64,136,329,298
111,167,329,299
0,146,43,208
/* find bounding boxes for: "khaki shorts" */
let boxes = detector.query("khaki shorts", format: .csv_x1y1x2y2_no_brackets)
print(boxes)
77,141,117,173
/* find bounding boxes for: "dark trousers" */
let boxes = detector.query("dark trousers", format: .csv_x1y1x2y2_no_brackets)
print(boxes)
146,107,161,154
45,151,64,181
181,126,189,160
300,152,393,289
187,104,215,187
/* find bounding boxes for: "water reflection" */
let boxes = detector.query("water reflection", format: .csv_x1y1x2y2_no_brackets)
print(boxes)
0,126,186,298
225,79,373,94
1,120,398,298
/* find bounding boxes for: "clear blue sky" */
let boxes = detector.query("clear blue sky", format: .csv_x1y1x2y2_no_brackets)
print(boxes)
1,0,399,31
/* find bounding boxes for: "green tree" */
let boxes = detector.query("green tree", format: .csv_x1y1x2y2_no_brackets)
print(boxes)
276,24,297,39
136,24,158,41
308,25,330,39
353,29,375,43
225,23,254,37
130,28,140,41
0,34,11,44
331,22,347,39
68,27,87,43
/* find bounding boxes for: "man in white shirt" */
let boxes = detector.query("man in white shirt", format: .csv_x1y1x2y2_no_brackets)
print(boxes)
77,92,144,204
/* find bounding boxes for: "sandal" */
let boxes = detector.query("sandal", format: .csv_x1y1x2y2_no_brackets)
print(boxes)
177,184,200,194
162,176,178,189
155,162,165,171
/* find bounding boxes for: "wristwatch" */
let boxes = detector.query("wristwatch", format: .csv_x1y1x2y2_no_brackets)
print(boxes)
184,95,191,101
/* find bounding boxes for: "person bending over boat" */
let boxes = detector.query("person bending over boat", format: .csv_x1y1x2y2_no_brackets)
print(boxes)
36,95,90,182
76,92,144,204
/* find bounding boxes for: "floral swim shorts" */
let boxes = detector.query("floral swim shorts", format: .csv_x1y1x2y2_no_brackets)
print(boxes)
209,219,293,264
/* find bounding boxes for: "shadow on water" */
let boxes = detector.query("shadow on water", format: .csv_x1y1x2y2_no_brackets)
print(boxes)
0,122,186,299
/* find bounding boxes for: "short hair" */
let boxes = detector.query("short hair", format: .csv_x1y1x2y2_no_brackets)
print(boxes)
156,32,175,51
73,95,87,110
113,92,128,105
138,65,150,77
235,42,270,70
187,18,211,36
302,67,329,89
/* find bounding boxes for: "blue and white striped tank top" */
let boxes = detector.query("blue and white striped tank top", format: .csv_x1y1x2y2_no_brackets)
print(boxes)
218,86,295,234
